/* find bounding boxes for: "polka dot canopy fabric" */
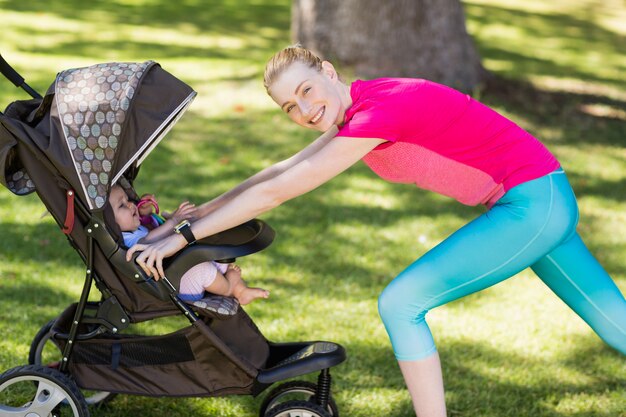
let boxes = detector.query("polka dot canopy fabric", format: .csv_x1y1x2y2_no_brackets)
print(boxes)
0,59,196,214
55,61,151,209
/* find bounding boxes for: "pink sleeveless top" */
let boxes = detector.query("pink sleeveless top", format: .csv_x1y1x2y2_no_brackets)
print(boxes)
337,79,560,207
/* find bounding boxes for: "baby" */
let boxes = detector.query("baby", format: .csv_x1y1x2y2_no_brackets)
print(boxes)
109,184,269,305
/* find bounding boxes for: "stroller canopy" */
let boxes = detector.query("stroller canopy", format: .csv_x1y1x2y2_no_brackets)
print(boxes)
1,60,196,211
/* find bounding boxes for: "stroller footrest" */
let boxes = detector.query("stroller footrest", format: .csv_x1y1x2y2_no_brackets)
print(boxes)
257,342,346,384
185,294,240,319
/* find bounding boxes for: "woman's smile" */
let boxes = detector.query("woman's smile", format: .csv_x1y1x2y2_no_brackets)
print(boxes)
309,106,325,125
269,61,351,132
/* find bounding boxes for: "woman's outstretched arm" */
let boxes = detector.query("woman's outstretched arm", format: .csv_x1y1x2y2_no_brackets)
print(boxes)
194,126,339,218
127,134,385,279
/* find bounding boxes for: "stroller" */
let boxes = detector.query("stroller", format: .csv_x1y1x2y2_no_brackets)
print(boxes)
0,55,346,417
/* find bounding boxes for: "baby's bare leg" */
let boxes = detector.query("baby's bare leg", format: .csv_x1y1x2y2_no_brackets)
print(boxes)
202,270,232,297
225,264,269,305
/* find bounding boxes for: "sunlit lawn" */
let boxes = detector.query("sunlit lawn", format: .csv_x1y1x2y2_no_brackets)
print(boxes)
0,1,625,416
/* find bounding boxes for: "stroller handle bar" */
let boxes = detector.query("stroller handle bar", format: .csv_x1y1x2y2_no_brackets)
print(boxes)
0,53,42,99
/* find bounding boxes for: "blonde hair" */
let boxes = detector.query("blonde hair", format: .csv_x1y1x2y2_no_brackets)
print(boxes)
263,45,322,93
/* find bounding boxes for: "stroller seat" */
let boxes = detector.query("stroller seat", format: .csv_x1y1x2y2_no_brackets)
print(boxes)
91,215,274,306
163,218,275,291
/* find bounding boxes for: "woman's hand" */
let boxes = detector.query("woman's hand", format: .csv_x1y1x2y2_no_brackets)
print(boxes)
126,233,187,280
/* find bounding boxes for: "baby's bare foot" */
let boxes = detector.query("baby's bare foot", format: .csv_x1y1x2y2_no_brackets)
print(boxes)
235,286,270,305
225,265,269,305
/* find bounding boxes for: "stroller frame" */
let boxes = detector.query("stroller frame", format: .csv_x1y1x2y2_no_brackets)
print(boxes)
0,54,346,417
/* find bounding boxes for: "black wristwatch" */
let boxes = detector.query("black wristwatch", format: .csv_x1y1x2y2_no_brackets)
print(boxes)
174,220,196,245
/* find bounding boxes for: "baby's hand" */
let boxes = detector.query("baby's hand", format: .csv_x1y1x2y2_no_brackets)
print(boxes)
137,194,158,216
171,201,196,224
186,207,200,221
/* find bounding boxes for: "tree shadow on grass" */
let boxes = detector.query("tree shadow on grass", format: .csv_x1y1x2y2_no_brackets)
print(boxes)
465,2,626,88
483,75,626,148
0,221,80,267
2,0,290,40
0,275,78,310
0,279,78,368
442,340,624,417
109,392,277,417
2,0,290,72
0,0,291,100
12,26,279,67
338,337,624,417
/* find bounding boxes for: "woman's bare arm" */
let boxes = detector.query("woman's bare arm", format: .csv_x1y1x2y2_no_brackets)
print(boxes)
195,126,338,218
139,201,196,243
127,135,385,279
192,135,383,234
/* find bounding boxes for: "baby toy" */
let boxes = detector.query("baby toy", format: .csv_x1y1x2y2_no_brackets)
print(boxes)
137,194,167,229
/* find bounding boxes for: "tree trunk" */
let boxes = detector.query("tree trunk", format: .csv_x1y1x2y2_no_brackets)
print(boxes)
292,0,488,92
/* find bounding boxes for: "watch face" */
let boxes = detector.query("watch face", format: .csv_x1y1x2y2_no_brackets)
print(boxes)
176,220,189,232
176,221,196,244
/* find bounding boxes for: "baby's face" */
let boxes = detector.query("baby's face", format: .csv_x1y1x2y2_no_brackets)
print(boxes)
110,185,140,232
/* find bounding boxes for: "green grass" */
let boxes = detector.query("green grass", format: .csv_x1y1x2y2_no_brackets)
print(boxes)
1,0,625,416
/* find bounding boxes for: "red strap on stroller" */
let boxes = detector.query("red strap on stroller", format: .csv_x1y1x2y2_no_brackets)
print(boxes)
62,190,75,235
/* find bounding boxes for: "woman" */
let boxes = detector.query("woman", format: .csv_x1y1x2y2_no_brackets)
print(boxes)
128,46,626,417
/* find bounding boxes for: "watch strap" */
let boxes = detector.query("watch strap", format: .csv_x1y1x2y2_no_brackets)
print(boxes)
175,221,196,245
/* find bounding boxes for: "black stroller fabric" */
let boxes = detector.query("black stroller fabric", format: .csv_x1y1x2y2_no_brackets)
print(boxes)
2,61,195,210
0,61,198,317
0,61,273,396
52,304,270,396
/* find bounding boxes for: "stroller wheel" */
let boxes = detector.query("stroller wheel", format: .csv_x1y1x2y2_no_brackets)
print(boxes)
0,364,89,417
263,399,331,417
29,319,116,406
260,381,338,417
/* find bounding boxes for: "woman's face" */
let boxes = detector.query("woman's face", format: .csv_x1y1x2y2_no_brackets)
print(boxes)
269,61,346,132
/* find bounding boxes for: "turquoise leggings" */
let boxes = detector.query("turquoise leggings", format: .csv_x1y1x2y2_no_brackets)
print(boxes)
378,169,626,360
